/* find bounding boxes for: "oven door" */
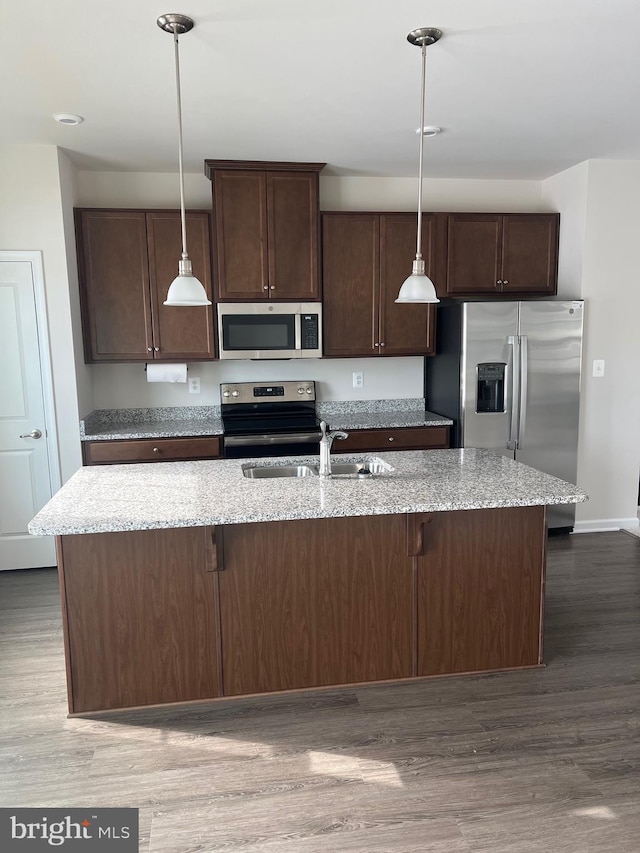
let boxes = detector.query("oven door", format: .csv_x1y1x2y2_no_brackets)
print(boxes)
223,431,322,459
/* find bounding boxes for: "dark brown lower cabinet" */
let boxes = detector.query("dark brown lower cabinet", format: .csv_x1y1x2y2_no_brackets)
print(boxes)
58,527,222,713
218,515,414,695
414,506,546,676
57,506,547,714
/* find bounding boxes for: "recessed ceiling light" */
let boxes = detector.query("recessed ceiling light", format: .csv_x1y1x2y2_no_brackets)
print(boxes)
416,125,442,137
53,113,84,126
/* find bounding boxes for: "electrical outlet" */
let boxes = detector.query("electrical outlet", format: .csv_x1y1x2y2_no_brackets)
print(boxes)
188,377,201,394
592,359,605,378
352,371,364,390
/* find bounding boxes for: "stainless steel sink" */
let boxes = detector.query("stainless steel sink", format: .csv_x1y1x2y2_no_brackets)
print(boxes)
242,458,393,479
242,465,318,479
330,460,390,476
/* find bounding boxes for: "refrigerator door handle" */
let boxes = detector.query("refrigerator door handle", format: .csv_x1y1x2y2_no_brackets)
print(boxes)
518,335,528,448
507,335,519,450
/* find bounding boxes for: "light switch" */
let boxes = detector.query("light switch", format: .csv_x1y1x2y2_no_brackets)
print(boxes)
592,359,605,378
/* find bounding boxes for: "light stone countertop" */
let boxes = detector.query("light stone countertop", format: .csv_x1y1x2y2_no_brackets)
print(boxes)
29,449,587,536
321,410,452,431
80,417,225,441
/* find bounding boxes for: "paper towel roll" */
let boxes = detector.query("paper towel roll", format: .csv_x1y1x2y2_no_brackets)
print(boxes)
146,363,188,383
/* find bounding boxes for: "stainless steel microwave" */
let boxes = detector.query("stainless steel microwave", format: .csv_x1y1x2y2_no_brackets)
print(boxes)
217,302,323,359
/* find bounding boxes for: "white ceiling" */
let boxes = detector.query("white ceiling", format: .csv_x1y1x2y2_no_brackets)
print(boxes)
3,0,640,179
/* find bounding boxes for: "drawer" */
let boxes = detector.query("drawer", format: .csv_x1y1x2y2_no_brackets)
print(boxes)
335,426,450,453
83,436,221,465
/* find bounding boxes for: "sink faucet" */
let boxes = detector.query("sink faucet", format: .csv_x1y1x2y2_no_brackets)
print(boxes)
318,421,348,477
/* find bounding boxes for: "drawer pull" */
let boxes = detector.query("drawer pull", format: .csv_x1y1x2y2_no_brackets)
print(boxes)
388,436,394,442
153,447,161,453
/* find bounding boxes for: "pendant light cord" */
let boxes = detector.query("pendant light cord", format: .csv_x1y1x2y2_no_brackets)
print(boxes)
415,43,427,261
173,26,189,262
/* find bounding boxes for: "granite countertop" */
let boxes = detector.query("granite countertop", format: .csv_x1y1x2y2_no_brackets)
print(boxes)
80,406,223,441
29,449,588,536
80,400,452,441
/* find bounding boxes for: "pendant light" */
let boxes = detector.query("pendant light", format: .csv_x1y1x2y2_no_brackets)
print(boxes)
157,13,211,307
396,27,442,304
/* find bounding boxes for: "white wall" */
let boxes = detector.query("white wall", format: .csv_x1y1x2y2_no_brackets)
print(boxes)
90,358,424,411
541,162,589,300
569,160,640,531
0,145,83,483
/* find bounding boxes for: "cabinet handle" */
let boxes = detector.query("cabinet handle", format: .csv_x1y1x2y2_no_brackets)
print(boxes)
153,447,161,453
263,285,269,290
388,436,394,442
380,342,385,347
503,279,509,285
147,347,153,352
406,513,434,557
497,280,503,286
206,527,224,572
270,285,276,290
154,347,160,352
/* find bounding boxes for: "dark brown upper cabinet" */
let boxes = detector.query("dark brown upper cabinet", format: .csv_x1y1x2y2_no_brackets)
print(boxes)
205,160,325,301
445,213,559,297
76,209,215,362
322,212,439,357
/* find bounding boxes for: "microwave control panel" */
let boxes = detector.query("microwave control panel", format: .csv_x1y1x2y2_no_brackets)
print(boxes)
301,314,320,350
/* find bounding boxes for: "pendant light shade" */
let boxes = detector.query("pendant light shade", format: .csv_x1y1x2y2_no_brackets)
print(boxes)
157,14,211,307
396,27,442,305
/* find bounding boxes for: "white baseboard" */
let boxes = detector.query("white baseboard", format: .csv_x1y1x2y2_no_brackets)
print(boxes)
573,517,640,534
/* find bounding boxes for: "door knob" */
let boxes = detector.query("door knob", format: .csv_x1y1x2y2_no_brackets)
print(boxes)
20,429,42,439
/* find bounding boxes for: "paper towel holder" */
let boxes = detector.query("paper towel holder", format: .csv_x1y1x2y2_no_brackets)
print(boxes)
144,364,189,372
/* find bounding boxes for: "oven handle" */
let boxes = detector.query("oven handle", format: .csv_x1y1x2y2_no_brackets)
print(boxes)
224,431,322,447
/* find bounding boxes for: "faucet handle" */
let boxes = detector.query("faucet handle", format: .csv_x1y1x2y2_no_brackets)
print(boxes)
319,420,328,438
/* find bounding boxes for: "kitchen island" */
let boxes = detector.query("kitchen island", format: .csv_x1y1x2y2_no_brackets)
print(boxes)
29,449,587,715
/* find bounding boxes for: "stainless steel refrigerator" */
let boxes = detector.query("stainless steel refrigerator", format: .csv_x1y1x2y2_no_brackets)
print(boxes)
425,300,584,531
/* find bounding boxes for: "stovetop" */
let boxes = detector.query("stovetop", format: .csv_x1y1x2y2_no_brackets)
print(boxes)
221,381,319,436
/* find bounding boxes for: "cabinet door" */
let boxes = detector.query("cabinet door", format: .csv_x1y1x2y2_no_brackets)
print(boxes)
83,436,221,465
416,506,545,676
146,211,216,359
335,426,450,453
219,516,413,696
379,214,437,355
59,527,222,713
322,214,379,357
501,214,559,294
445,214,502,295
76,210,153,361
267,172,319,300
213,171,269,299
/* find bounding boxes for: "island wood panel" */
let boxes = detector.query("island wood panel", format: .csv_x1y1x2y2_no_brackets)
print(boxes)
219,515,413,696
58,527,221,713
146,211,215,359
82,436,221,465
379,214,437,355
322,214,380,356
501,213,559,294
213,170,269,299
415,506,546,676
76,210,153,360
267,172,319,299
334,426,450,453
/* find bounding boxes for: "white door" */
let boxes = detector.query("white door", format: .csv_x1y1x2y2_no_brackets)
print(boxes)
0,254,59,569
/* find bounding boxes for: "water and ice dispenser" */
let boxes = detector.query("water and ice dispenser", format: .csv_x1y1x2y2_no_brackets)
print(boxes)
476,363,506,413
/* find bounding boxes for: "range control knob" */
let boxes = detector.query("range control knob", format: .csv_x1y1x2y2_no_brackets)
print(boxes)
222,390,231,397
297,387,305,395
305,386,313,394
231,390,240,398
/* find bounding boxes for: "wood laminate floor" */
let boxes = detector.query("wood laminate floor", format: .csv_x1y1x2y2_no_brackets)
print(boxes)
0,531,639,852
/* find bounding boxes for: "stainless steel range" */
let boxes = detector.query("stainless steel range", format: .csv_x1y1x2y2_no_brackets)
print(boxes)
221,381,321,458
